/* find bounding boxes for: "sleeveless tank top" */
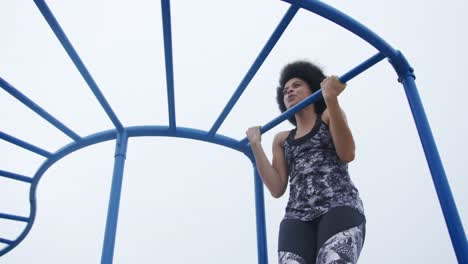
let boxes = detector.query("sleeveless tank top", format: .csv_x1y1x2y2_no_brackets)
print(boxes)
282,114,365,221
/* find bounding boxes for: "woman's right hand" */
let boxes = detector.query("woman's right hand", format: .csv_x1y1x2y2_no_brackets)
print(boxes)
246,126,262,145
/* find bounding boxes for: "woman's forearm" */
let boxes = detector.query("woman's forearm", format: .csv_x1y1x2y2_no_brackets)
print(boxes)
326,98,355,162
250,142,286,198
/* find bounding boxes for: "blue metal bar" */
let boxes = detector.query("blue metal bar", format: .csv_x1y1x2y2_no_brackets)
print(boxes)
33,0,124,132
252,164,269,264
0,77,81,142
239,52,385,145
340,53,385,84
208,5,299,136
0,131,51,158
101,131,129,264
400,75,468,263
0,213,29,222
0,170,33,183
282,0,398,60
161,0,176,130
0,238,13,245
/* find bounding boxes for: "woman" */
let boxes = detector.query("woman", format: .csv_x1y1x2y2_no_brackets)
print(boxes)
246,61,366,264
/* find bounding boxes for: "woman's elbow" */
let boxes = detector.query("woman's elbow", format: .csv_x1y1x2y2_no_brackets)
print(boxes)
270,186,287,199
271,190,285,199
339,151,355,163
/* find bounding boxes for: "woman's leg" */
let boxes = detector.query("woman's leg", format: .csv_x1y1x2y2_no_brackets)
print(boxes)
278,251,308,264
315,223,365,264
278,218,319,264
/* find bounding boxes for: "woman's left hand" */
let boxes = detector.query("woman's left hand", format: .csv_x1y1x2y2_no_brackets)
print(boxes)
321,75,346,102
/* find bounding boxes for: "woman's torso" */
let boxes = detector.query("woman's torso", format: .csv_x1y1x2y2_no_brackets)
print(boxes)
282,115,365,221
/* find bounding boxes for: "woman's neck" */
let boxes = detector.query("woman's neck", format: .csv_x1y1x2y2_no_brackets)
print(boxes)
295,106,317,134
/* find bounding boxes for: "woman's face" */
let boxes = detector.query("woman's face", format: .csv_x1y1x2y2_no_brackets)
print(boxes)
283,78,312,109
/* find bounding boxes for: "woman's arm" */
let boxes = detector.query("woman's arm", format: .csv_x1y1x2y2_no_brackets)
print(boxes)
321,76,356,163
246,127,289,198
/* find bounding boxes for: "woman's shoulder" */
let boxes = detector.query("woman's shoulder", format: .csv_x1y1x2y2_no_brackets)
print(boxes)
274,130,292,145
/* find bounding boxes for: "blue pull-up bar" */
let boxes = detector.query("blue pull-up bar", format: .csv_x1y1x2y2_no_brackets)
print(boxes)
239,52,385,146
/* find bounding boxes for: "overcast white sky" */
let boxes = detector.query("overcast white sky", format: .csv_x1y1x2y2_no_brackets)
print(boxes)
1,0,467,263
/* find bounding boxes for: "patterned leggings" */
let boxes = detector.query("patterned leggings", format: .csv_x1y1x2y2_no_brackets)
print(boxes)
279,223,365,264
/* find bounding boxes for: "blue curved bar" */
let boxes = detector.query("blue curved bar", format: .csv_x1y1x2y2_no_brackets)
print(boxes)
0,77,81,142
33,0,124,132
0,126,251,258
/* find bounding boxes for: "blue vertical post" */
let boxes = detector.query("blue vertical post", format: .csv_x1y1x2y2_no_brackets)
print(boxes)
101,131,129,264
161,0,176,130
252,163,269,264
400,74,468,262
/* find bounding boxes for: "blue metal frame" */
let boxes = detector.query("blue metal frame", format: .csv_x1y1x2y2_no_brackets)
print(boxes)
1,0,466,263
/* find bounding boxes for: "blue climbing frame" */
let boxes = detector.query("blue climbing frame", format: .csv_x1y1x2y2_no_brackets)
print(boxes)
0,0,466,263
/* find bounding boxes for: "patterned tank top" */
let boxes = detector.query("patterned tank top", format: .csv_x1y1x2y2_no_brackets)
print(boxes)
282,114,365,221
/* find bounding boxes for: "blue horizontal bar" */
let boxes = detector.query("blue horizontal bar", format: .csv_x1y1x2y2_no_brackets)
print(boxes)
0,77,81,142
340,53,385,83
0,238,13,245
0,131,51,158
0,170,33,183
0,213,29,222
208,5,299,136
33,0,124,132
239,52,385,145
161,0,176,130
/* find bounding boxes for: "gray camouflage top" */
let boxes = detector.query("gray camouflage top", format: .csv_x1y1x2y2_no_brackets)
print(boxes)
283,115,365,221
